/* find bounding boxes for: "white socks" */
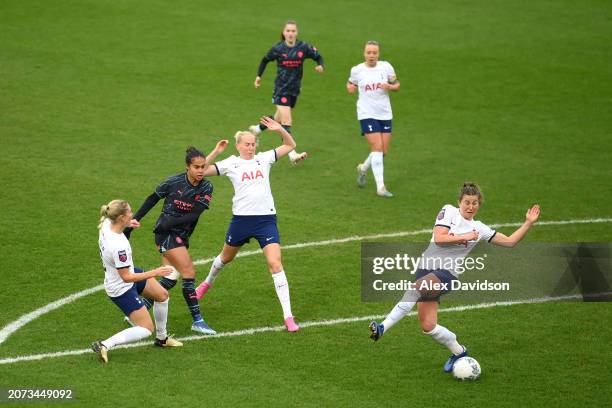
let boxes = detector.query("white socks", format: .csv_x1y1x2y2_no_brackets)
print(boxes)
272,270,293,319
425,324,464,355
153,299,169,340
361,153,373,172
381,301,416,332
101,326,151,350
370,151,385,190
205,255,226,285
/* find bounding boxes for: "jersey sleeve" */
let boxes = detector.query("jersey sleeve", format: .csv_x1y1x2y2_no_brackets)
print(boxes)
154,177,171,198
475,221,497,243
196,183,213,209
257,46,278,76
111,242,131,269
434,205,456,228
264,45,278,61
260,150,277,165
214,157,232,176
385,62,397,82
304,43,323,65
348,66,359,85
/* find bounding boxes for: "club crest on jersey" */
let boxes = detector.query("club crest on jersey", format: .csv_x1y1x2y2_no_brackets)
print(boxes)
175,236,183,244
118,250,127,262
297,51,304,58
437,209,446,220
241,170,264,181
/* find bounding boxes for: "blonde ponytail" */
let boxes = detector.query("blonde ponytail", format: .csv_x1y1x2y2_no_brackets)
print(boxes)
98,200,130,230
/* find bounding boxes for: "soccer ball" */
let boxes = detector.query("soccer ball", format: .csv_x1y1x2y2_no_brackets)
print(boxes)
452,357,481,380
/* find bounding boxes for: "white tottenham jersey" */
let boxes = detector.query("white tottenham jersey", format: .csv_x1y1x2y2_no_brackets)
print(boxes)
419,204,496,277
99,218,134,297
214,150,277,216
348,61,396,120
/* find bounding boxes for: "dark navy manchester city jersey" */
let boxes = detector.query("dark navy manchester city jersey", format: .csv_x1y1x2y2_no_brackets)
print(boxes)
153,173,213,236
257,40,323,97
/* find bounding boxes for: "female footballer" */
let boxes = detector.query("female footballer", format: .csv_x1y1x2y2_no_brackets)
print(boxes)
369,182,541,372
93,199,182,363
248,20,324,165
347,40,400,197
125,147,217,335
195,117,300,332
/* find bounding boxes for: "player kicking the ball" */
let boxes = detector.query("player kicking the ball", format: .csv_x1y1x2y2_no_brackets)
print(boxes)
196,117,300,332
369,182,540,372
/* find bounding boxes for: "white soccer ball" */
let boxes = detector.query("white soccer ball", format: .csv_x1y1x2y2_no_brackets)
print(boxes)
452,357,481,380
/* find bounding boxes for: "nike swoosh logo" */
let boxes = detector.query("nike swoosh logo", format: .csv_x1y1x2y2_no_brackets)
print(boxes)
266,237,273,241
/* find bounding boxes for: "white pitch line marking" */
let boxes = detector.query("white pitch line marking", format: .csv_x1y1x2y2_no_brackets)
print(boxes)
0,217,610,348
0,292,608,365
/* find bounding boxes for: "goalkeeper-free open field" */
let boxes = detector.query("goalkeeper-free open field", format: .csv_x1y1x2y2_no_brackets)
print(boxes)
1,0,611,406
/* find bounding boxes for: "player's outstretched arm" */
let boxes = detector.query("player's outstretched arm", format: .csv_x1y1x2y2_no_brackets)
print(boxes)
491,204,541,248
124,193,161,239
260,116,296,158
203,140,229,177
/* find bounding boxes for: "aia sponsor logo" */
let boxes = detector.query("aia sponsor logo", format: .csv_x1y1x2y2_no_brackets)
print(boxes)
241,170,264,181
364,83,385,92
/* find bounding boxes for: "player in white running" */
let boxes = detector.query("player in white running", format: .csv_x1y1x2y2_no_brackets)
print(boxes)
195,117,300,332
347,40,400,197
93,199,182,363
369,182,541,372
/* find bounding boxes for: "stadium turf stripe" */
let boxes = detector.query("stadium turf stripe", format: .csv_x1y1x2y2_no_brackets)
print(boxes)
0,292,609,365
0,217,610,349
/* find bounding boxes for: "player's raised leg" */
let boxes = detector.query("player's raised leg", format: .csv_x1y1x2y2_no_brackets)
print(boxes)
196,244,240,300
370,285,420,341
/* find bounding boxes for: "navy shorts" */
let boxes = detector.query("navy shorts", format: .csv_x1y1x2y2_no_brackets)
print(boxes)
415,268,458,302
360,119,392,135
225,215,280,248
155,231,189,254
110,279,147,316
273,95,298,108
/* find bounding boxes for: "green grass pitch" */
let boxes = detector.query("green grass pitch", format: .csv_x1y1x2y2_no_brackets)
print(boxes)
1,0,611,406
